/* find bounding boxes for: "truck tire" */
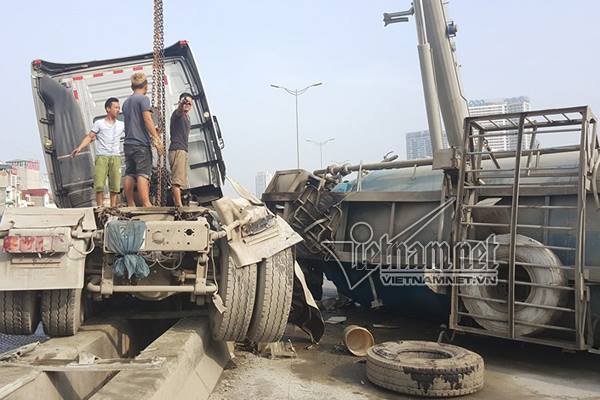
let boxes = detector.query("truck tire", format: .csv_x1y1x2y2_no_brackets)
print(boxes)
211,242,257,341
41,289,83,337
247,248,295,343
0,291,40,335
460,234,567,336
366,341,484,397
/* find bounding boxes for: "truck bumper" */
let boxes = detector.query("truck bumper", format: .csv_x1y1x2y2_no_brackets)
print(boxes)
0,239,87,290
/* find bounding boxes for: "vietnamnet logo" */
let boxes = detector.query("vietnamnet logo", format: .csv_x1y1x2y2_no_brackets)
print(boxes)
321,222,499,289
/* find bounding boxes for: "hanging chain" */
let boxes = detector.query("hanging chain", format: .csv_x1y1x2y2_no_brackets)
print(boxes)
152,0,167,206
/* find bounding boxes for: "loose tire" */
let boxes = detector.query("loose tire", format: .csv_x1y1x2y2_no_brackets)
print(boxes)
41,289,83,337
247,248,295,343
460,234,567,336
0,291,40,335
211,242,257,341
366,341,484,397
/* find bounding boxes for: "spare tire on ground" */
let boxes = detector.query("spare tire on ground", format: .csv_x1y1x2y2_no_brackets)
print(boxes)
366,341,484,397
460,234,567,336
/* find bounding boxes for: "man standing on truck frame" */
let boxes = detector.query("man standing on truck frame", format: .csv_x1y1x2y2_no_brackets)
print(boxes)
122,72,164,207
169,93,193,207
71,97,124,207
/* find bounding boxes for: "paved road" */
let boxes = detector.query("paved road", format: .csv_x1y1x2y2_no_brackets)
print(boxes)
211,294,600,400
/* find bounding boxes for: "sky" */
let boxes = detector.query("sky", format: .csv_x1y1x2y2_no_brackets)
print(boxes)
0,0,599,191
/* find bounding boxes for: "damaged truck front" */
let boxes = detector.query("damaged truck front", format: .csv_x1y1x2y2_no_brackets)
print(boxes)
0,42,323,342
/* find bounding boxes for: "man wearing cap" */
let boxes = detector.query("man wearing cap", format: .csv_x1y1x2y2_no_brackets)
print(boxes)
122,72,164,207
169,93,193,207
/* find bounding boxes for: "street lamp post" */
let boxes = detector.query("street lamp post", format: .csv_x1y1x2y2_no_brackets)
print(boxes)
270,82,323,169
306,138,335,168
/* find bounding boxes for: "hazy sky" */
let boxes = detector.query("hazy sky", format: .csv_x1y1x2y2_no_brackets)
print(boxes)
1,0,598,191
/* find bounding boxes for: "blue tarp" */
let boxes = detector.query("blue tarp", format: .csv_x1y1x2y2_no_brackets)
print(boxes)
105,220,150,279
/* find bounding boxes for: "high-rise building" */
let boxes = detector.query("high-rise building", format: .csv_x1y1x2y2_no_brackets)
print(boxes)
405,97,532,159
255,171,274,197
468,97,532,151
405,130,449,160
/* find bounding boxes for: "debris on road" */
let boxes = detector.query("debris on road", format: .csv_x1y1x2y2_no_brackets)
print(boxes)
343,325,374,357
372,323,402,329
325,316,347,325
258,340,297,359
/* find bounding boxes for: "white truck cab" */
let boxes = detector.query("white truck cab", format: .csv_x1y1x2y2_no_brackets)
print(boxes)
0,42,320,343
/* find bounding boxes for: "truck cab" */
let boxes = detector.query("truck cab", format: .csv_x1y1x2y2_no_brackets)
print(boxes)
0,42,311,342
31,41,225,207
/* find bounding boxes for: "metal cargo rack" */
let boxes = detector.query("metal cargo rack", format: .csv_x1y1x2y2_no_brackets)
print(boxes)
451,106,599,350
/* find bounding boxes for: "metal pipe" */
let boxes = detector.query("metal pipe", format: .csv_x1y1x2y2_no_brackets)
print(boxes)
315,146,583,177
466,144,580,157
421,0,469,149
459,293,575,313
314,157,434,176
86,282,217,294
414,0,444,155
295,91,300,169
457,312,577,333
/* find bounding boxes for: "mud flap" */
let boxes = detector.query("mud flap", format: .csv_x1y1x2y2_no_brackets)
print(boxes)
288,262,325,343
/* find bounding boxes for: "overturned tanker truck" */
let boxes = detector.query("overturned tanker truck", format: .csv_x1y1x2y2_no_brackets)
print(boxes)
0,41,323,343
263,0,600,352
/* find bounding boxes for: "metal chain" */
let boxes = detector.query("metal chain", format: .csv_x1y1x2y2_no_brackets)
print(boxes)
152,0,167,206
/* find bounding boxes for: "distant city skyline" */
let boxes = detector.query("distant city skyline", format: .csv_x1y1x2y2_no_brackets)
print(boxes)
468,96,531,151
406,96,532,159
406,130,449,160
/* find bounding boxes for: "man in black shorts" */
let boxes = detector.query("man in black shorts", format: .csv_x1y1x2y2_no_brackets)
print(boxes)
122,72,164,207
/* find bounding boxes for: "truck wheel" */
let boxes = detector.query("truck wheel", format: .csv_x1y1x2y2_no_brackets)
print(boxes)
366,341,484,397
211,242,257,341
0,291,40,335
460,234,567,336
247,248,295,343
41,289,83,337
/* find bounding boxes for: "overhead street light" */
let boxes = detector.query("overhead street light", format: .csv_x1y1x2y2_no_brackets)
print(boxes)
270,82,323,169
306,137,335,168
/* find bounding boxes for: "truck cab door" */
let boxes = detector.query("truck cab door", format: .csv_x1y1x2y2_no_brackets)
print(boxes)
36,76,94,208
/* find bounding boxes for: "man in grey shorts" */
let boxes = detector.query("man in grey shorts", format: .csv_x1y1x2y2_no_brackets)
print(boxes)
122,72,164,207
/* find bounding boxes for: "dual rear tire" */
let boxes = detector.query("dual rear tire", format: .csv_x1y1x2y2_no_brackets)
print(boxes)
210,244,295,343
247,248,295,343
41,289,84,337
0,291,39,335
0,289,83,337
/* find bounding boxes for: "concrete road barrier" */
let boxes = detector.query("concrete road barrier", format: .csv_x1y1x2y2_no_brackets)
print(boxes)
91,317,231,400
0,320,132,400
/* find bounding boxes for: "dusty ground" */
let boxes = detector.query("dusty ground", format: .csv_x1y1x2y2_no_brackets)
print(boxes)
210,284,600,400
